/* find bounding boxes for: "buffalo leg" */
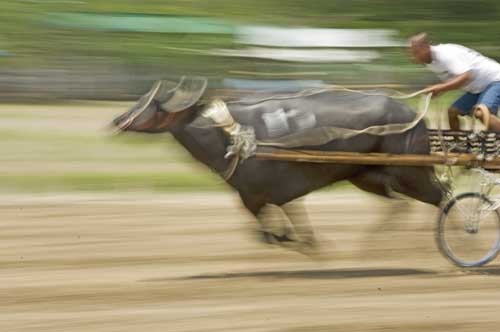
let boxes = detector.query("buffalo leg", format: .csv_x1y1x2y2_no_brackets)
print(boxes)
256,204,296,244
350,169,413,257
241,192,320,253
240,194,275,244
350,169,412,231
281,199,317,248
384,166,444,206
349,169,393,199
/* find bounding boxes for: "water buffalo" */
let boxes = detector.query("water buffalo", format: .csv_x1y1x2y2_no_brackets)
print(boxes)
112,77,444,253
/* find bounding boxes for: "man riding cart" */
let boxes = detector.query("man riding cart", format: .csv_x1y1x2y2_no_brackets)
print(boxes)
410,33,500,132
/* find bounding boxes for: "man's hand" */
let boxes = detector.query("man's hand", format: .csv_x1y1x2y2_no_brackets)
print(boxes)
423,71,471,98
423,84,445,98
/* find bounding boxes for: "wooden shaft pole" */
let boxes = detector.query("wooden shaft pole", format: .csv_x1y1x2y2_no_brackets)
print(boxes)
254,148,500,168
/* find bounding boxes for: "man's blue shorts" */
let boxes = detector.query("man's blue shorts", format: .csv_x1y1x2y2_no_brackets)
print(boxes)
452,81,500,116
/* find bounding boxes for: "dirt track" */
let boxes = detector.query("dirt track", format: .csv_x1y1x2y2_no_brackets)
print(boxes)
3,192,500,332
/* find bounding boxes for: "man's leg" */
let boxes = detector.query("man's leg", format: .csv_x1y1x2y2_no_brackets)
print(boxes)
489,116,500,132
450,92,478,130
448,107,461,131
474,105,500,132
475,82,500,132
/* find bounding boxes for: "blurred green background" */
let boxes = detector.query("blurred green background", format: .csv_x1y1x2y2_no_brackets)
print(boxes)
1,0,500,98
0,1,498,193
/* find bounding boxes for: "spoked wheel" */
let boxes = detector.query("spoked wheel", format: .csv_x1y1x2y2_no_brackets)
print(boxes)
437,192,500,267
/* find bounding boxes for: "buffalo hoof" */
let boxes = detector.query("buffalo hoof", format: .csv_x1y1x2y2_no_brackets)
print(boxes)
260,230,296,245
256,231,328,260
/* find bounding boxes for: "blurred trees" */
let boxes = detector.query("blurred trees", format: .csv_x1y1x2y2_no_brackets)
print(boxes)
0,0,499,96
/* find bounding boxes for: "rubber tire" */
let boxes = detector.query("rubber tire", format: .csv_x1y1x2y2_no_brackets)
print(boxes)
436,192,500,268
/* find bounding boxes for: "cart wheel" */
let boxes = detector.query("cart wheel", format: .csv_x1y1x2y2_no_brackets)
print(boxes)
437,192,500,267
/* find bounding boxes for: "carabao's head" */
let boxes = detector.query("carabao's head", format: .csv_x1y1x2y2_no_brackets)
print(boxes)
111,77,207,133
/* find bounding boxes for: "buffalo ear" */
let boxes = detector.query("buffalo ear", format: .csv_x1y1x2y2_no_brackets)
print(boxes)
160,76,207,113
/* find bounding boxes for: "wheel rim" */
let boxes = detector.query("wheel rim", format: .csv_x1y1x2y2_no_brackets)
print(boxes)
439,193,500,267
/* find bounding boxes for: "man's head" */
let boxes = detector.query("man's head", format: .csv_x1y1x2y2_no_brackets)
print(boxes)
409,32,432,64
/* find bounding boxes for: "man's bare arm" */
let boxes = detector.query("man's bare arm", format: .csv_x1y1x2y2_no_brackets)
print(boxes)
424,71,471,96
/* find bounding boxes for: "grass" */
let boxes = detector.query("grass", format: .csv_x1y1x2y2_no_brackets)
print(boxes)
0,94,472,194
0,172,225,193
0,102,221,193
0,100,316,193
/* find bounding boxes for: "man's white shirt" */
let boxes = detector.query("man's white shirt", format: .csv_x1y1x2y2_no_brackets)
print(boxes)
427,44,500,94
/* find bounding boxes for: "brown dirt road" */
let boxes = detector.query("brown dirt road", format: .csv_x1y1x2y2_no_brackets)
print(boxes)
2,192,500,332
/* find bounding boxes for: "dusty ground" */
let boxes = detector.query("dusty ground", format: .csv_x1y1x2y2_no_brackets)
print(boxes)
3,191,500,332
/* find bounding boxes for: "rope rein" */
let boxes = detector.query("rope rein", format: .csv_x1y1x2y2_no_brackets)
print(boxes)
226,85,430,105
206,86,434,181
